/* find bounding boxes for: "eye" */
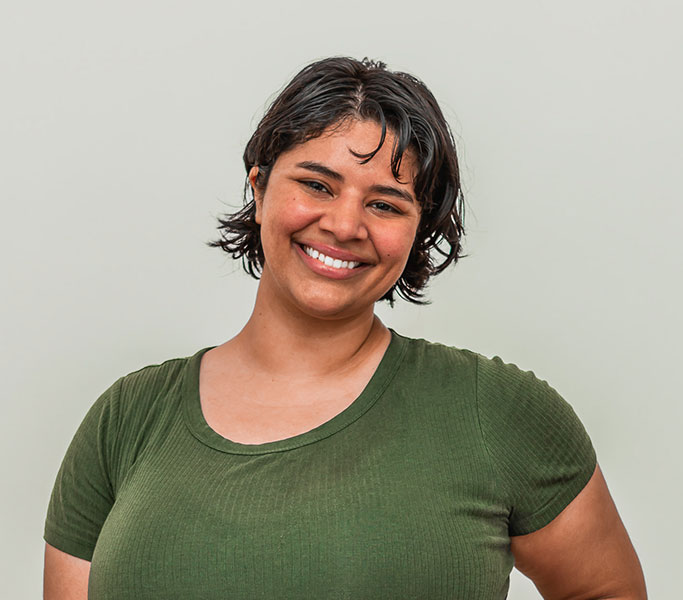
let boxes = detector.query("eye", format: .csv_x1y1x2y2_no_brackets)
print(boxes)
301,180,330,194
370,201,400,214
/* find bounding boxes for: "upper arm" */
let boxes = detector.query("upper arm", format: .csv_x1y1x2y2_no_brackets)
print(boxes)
44,543,90,600
510,464,647,600
44,380,121,561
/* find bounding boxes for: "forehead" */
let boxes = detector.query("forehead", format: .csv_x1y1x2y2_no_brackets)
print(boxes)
276,119,417,184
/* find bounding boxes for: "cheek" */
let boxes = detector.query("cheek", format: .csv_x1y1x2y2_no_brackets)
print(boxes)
378,226,418,266
284,200,321,232
260,195,320,243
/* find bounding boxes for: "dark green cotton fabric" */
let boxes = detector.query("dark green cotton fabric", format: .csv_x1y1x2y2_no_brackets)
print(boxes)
45,331,596,599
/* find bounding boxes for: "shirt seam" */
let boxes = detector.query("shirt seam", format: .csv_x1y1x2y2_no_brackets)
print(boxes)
105,377,123,498
474,353,510,511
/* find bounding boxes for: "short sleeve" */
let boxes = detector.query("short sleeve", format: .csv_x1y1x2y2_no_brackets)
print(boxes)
44,378,122,560
476,354,597,536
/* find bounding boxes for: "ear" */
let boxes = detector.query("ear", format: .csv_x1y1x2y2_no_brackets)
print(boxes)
248,166,263,225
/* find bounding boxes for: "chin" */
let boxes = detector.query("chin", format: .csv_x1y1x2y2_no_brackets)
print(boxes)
300,301,360,321
292,290,369,321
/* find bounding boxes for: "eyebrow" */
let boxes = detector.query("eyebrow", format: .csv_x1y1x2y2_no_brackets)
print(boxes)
296,161,344,182
295,161,416,204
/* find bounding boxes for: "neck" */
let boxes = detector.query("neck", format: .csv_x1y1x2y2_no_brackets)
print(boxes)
232,282,390,379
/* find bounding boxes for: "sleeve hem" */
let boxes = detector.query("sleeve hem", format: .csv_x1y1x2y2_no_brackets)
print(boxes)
43,529,95,562
508,453,598,536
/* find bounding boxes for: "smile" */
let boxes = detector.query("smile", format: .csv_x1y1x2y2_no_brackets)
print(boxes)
301,245,361,270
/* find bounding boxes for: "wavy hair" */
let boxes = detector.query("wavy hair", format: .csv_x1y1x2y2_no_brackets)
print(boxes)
208,56,465,304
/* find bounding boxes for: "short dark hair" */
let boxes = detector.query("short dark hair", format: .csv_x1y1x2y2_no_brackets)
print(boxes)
209,56,465,304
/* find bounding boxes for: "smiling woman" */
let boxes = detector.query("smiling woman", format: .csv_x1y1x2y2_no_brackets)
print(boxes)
43,57,647,599
213,56,464,306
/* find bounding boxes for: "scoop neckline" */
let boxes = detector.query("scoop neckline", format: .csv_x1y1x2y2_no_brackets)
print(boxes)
182,329,408,455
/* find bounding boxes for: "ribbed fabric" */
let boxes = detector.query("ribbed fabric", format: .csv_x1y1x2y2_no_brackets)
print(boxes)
44,331,596,599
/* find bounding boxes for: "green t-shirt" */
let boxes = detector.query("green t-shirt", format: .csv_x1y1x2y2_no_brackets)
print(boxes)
45,331,596,599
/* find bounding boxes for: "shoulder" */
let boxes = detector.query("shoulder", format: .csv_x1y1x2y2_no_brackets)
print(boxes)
394,333,556,394
395,331,593,454
475,351,552,393
100,349,205,439
85,349,203,452
471,351,584,432
396,333,478,377
93,349,205,482
115,353,192,409
386,334,482,410
396,332,567,396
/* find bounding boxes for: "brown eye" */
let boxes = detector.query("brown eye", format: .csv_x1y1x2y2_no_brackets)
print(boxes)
370,201,400,214
302,180,329,194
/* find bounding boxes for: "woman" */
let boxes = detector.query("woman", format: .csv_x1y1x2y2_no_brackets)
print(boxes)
44,57,646,599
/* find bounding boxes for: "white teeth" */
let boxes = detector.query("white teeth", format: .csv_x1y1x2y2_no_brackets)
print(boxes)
303,245,360,270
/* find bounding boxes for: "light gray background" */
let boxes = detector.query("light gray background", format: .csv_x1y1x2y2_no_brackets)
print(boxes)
2,1,681,597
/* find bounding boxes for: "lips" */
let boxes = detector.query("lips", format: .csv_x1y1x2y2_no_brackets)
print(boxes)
301,245,361,270
298,242,368,264
295,242,372,279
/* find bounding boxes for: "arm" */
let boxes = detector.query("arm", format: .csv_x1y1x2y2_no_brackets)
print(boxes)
510,465,646,600
44,381,121,599
44,543,90,600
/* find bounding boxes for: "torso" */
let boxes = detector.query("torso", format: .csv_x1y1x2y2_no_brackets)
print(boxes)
50,334,595,600
85,336,520,599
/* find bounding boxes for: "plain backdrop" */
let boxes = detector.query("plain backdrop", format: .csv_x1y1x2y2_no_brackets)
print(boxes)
2,1,681,597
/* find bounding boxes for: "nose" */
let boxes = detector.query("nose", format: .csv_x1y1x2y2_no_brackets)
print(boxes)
317,196,369,242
